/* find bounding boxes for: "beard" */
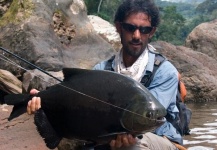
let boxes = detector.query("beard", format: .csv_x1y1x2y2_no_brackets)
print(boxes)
123,45,144,57
121,34,147,58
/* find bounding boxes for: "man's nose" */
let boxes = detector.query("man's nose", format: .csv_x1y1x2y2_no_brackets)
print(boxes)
133,29,141,40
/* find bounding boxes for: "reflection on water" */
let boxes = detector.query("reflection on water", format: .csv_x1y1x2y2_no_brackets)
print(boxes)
183,102,217,150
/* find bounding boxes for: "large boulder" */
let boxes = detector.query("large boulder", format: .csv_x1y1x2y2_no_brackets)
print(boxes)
0,0,115,77
152,41,217,102
185,19,217,61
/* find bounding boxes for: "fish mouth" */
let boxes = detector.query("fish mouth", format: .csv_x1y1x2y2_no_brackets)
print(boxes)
156,117,166,124
120,110,166,133
120,100,167,133
145,111,166,124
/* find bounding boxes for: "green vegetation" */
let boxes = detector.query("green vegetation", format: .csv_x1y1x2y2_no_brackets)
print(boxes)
84,0,217,45
196,0,217,14
0,0,34,27
154,6,186,45
84,0,122,22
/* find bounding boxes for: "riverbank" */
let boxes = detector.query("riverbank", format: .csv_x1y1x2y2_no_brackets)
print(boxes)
0,104,52,150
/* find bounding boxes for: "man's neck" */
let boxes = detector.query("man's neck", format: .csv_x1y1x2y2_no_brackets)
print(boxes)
122,52,139,67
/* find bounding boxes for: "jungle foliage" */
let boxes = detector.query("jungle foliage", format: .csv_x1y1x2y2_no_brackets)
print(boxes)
84,0,217,45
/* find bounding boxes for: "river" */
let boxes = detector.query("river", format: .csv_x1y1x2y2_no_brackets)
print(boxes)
183,102,217,150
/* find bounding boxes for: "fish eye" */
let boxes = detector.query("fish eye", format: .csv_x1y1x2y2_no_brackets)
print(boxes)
146,112,152,118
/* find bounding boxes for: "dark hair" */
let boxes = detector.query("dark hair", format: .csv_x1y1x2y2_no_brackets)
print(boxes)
114,0,160,27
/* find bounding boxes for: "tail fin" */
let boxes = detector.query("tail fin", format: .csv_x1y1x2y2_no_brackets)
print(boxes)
4,94,32,121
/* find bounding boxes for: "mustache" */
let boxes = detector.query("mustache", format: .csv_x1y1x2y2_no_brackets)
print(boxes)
130,39,142,44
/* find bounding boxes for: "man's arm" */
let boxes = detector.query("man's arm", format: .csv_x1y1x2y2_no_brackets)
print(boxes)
148,61,179,110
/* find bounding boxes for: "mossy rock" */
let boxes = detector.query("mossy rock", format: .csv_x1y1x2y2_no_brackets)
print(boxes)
0,0,34,27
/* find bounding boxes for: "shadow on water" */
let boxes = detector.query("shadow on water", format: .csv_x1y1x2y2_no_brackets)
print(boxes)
183,102,217,150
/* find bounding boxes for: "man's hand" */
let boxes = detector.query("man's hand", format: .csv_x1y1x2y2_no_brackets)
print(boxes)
110,134,136,149
27,89,41,114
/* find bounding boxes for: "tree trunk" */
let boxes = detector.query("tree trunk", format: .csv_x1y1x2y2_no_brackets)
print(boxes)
97,0,103,14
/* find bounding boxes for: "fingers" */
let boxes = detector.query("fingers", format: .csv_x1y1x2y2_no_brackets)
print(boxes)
126,134,136,145
27,89,41,115
122,134,130,147
122,134,136,146
110,134,136,149
27,97,41,115
30,89,39,95
110,135,122,148
114,134,123,148
110,140,116,149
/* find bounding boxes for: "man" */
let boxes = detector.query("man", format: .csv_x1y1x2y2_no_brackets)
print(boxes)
93,0,182,149
27,0,184,149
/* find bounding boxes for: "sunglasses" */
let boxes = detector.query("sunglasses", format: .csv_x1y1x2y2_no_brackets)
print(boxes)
121,22,153,34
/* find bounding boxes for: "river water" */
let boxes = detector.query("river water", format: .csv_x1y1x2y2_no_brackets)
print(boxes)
183,102,217,150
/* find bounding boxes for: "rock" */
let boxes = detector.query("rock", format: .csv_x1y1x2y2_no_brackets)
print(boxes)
57,138,85,150
22,69,63,93
185,19,217,61
88,15,121,51
0,0,115,77
0,0,11,17
0,69,22,94
152,41,217,102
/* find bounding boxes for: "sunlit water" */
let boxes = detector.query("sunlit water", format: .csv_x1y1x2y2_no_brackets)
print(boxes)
183,102,217,150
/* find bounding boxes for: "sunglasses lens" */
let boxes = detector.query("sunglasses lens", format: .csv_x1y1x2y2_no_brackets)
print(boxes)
121,23,153,34
122,23,136,32
139,27,153,34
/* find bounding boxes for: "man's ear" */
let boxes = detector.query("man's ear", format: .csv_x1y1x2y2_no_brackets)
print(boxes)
149,27,157,38
115,22,122,34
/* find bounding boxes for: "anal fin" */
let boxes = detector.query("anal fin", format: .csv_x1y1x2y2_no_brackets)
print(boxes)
34,109,62,149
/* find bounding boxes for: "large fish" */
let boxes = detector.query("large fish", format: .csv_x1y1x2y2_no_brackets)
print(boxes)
4,68,166,149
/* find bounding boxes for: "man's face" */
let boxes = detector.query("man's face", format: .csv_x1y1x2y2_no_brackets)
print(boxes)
116,12,156,58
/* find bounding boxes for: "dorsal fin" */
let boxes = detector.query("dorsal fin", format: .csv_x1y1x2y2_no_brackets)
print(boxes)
62,68,90,81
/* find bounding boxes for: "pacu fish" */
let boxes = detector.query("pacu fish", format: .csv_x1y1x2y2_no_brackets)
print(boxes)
4,68,167,149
